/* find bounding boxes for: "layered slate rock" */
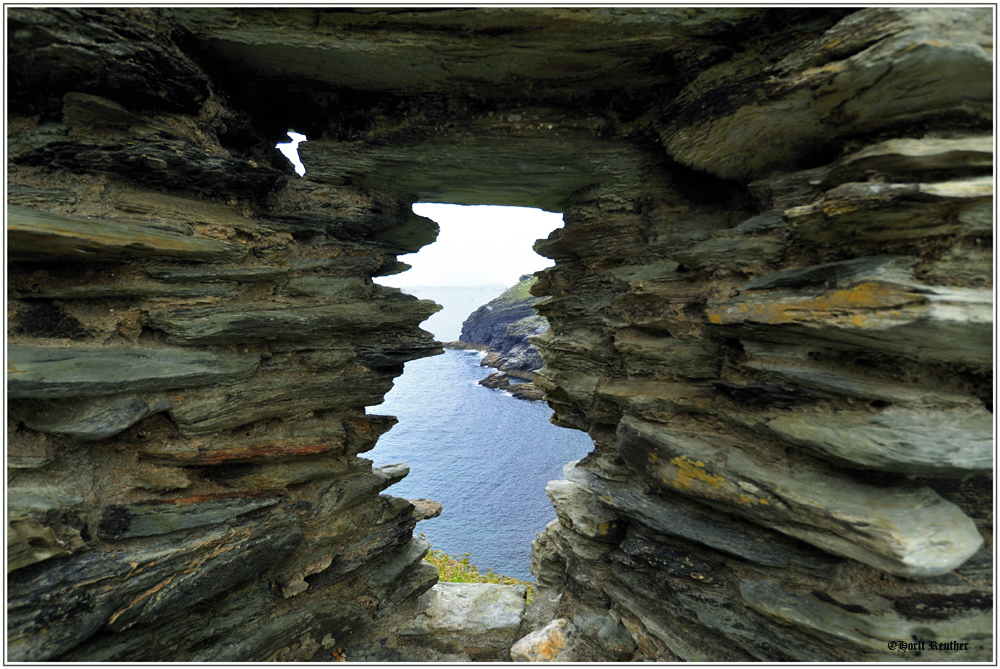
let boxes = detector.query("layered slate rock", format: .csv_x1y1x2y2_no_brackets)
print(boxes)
8,346,259,398
7,6,993,664
7,205,248,263
7,8,447,662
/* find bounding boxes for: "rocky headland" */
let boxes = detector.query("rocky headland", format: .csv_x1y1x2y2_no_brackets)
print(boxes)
7,7,993,663
447,274,548,401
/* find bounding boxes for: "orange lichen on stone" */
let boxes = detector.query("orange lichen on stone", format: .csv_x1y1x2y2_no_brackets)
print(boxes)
708,282,923,327
669,454,724,491
530,627,568,660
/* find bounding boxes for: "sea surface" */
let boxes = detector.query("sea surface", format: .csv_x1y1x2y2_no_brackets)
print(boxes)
368,287,593,580
386,284,509,342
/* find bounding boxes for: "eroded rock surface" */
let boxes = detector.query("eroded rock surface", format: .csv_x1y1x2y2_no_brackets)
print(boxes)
7,6,992,663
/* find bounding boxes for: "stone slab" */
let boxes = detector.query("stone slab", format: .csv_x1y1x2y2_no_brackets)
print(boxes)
7,204,247,263
615,416,984,577
397,582,528,661
564,463,837,575
707,282,993,369
766,407,994,477
8,346,259,399
97,490,286,540
22,393,172,441
821,135,993,186
740,580,993,660
148,296,440,345
7,513,303,661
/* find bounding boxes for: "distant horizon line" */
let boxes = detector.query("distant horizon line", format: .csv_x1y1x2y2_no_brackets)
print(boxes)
379,283,511,289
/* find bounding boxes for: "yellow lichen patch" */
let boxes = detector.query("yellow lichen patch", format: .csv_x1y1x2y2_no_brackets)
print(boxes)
670,455,724,491
759,499,769,505
707,312,723,324
738,493,755,506
713,282,922,327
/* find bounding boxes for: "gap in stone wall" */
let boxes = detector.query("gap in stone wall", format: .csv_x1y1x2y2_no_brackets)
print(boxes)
369,202,592,581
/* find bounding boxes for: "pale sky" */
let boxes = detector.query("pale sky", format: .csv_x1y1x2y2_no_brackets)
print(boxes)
376,203,562,288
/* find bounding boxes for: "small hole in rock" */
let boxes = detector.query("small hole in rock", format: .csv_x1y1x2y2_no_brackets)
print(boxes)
276,131,308,176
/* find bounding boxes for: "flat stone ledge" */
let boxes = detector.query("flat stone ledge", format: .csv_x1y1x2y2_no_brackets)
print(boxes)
7,204,247,263
8,345,259,399
397,582,528,661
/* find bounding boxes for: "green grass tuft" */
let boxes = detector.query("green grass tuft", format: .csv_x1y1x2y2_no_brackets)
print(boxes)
423,545,535,605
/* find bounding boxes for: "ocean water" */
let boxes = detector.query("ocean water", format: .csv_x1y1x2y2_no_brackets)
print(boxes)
368,348,593,581
386,284,509,341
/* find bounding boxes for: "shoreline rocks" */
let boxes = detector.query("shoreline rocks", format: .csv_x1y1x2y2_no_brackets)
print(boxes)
454,275,550,401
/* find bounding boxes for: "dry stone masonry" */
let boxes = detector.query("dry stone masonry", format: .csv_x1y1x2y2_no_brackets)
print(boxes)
6,7,993,662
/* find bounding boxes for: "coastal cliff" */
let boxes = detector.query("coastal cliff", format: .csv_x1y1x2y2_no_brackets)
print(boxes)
456,275,548,401
7,7,993,662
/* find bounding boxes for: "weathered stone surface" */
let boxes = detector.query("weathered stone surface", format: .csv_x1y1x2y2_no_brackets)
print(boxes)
8,7,210,113
671,235,785,273
508,381,546,402
146,266,288,284
741,343,985,408
123,467,192,491
8,492,88,573
61,92,179,135
598,379,715,421
7,513,303,661
511,618,574,661
7,205,247,263
740,257,916,292
564,462,839,575
97,490,286,540
613,330,720,379
12,134,286,199
167,367,395,437
397,582,527,661
616,416,984,577
821,135,993,186
658,8,993,180
740,580,993,660
20,393,172,441
919,239,993,287
365,537,439,619
8,346,259,399
139,436,343,466
545,478,624,543
784,177,992,243
9,282,231,300
765,407,994,477
148,294,440,345
707,282,993,369
278,276,372,300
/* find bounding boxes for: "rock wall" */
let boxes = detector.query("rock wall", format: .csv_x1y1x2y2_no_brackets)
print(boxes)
7,8,445,662
7,7,993,662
